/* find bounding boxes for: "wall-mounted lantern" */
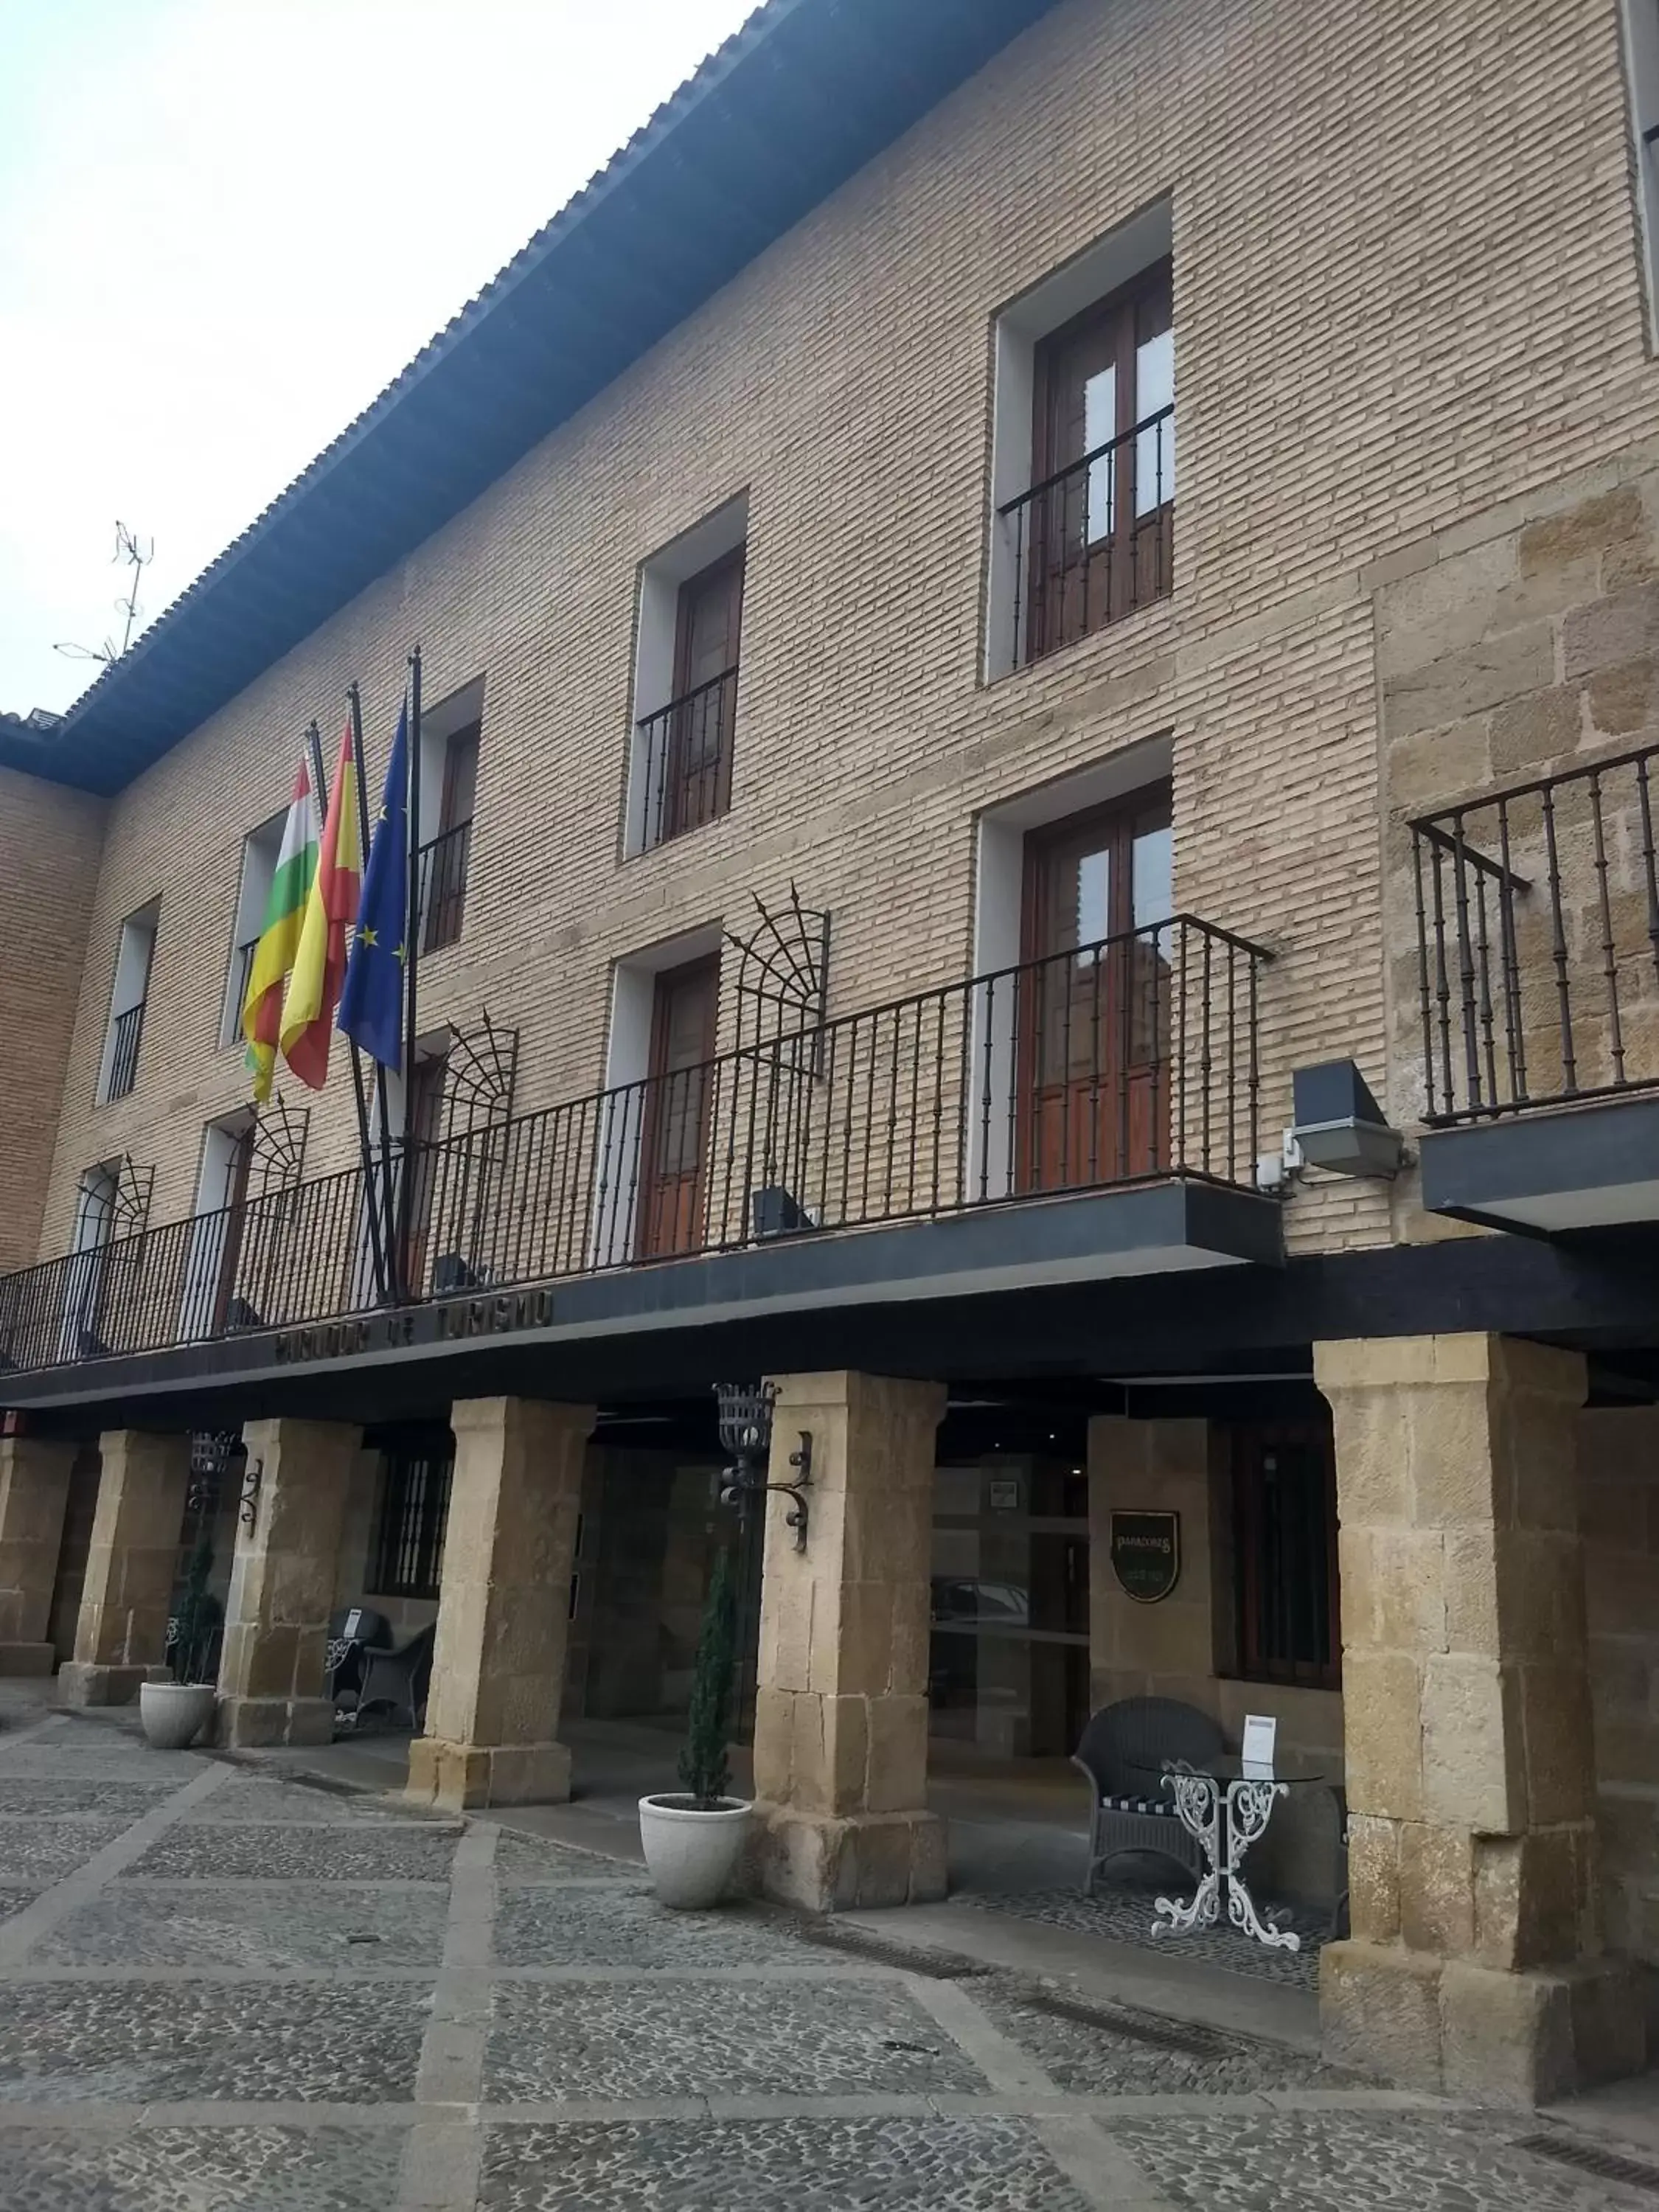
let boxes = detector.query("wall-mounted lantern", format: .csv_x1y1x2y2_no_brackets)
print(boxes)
713,1380,813,1551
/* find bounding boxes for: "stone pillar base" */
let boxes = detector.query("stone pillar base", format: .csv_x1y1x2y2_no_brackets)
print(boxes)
753,1804,946,1913
215,1694,336,1750
406,1735,571,1812
1322,1940,1645,2104
0,1642,57,1677
58,1660,164,1707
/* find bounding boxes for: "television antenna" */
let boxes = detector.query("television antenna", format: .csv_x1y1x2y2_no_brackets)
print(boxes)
54,521,154,667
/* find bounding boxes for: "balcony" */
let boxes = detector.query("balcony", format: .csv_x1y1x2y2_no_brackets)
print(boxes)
102,1001,145,1103
635,667,737,851
0,917,1276,1387
998,406,1172,672
418,818,472,955
1410,740,1659,1231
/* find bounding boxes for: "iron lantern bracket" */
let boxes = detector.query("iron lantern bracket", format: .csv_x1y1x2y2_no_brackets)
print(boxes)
719,1430,813,1551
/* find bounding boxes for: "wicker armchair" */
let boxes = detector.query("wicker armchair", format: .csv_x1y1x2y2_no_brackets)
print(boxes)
1071,1697,1225,1897
354,1622,437,1733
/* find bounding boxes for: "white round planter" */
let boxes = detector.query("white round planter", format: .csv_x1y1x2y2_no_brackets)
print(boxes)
139,1680,217,1750
638,1793,752,1910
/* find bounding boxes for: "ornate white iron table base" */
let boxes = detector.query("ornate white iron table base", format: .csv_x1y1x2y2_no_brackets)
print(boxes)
1150,1767,1301,1951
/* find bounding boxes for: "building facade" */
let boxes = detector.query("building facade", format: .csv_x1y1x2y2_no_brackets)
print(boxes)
1,0,1657,2105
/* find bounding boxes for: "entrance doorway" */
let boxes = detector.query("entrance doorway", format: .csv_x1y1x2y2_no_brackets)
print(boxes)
637,955,719,1260
928,1453,1091,1761
1017,788,1173,1192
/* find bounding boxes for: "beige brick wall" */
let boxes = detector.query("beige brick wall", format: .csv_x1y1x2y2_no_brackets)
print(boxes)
25,0,1659,1262
0,769,105,1271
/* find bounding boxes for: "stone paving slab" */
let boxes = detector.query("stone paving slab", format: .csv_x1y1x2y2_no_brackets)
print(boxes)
30,1882,453,1969
179,1775,421,1824
0,1818,134,1880
0,1778,178,1820
0,1979,430,2104
483,1978,989,2102
0,2121,407,2211
494,1886,821,1969
953,1884,1325,1992
1105,2106,1659,2211
476,2115,1093,2209
492,1829,641,1884
117,1822,462,1882
974,1979,1347,2096
0,1745,206,1782
0,1888,39,1929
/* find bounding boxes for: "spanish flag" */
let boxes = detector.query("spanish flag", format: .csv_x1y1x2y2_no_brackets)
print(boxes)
279,718,362,1090
242,755,320,1104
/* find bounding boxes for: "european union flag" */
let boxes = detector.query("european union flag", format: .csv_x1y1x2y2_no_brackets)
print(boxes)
338,703,409,1069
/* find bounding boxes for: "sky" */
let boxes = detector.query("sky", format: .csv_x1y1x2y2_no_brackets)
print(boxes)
0,0,757,718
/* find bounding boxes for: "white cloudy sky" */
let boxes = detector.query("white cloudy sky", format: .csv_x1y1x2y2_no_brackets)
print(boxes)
0,0,755,717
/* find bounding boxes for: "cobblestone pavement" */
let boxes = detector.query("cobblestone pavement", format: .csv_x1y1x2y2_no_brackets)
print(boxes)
951,1880,1327,1991
0,1697,1655,2210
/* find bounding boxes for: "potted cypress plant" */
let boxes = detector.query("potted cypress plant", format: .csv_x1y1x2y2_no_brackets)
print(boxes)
638,1545,751,1908
139,1514,222,1749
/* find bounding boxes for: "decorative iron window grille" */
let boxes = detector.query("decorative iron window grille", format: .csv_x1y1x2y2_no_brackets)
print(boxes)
636,666,738,850
1001,405,1174,670
104,1002,147,1102
369,1442,453,1599
417,818,473,954
1231,1425,1340,1691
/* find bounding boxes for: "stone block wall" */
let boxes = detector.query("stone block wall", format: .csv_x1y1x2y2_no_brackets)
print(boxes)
1582,1405,1659,1996
1376,466,1659,1155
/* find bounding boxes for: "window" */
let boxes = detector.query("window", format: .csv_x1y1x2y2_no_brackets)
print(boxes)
627,498,748,855
987,201,1174,677
97,905,157,1103
418,703,481,956
1625,1,1659,342
368,1435,453,1599
1229,1422,1340,1690
221,813,287,1048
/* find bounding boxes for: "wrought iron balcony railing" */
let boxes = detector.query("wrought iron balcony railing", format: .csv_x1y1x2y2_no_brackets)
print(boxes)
1409,739,1659,1124
418,818,472,954
635,667,737,852
0,916,1269,1378
1000,405,1173,670
102,1001,146,1104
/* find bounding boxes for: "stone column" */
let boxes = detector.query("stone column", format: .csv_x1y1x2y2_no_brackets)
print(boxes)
751,1371,946,1912
216,1419,361,1747
1315,1335,1639,2104
1087,1416,1216,1710
0,1434,77,1674
406,1396,594,1812
59,1430,190,1705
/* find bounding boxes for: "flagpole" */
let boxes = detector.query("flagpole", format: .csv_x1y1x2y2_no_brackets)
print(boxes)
344,686,392,1307
308,718,386,1309
396,647,423,1304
